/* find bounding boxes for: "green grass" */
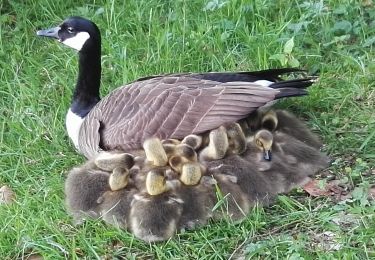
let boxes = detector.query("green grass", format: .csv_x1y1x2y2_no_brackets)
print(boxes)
1,0,374,258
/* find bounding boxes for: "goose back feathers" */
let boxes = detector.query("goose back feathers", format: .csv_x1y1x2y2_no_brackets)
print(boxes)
79,72,314,159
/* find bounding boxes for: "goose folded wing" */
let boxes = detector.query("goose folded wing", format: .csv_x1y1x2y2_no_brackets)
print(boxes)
78,77,279,158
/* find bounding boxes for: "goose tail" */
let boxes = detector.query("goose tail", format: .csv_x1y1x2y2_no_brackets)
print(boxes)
272,77,318,99
239,68,306,81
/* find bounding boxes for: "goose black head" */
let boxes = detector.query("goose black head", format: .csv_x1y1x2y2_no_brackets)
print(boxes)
37,16,100,52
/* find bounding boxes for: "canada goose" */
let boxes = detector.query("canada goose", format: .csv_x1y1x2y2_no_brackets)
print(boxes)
145,168,180,196
199,126,229,161
165,143,197,164
129,192,184,242
65,161,111,224
93,150,137,191
271,132,330,176
37,17,316,159
245,108,323,148
245,129,320,191
212,173,250,222
159,140,204,185
225,123,247,155
177,176,217,230
179,162,205,186
197,126,282,200
94,151,135,171
273,110,322,149
117,138,179,194
248,115,330,175
143,138,169,167
244,131,296,192
206,154,279,204
181,134,203,150
199,122,247,161
108,167,131,191
98,187,137,229
247,129,274,162
167,144,198,172
161,138,181,146
260,109,278,131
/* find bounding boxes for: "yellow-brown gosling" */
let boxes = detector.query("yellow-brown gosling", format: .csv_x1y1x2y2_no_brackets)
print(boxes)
108,167,131,191
94,151,135,171
199,126,229,161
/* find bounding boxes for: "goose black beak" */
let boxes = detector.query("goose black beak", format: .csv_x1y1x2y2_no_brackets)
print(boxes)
263,149,272,161
36,26,60,39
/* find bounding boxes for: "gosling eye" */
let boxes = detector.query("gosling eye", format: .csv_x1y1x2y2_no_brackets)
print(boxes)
67,27,74,34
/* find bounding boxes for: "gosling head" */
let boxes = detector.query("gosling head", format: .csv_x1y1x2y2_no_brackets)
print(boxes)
254,130,273,161
161,138,181,146
261,110,278,132
176,144,197,161
181,134,203,150
94,152,135,172
37,16,100,52
143,137,168,167
109,167,131,191
145,169,169,196
180,162,204,186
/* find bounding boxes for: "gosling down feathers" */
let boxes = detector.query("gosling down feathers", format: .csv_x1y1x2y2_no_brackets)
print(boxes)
37,16,317,159
243,108,323,148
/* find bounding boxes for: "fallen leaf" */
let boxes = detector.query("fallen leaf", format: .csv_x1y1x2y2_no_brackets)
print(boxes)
362,0,373,7
18,248,44,260
303,180,331,197
303,179,349,200
25,253,44,260
0,185,15,205
368,186,375,200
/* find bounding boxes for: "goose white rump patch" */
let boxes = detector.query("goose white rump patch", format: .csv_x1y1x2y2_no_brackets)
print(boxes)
254,80,278,107
62,32,90,51
254,80,273,87
66,109,84,149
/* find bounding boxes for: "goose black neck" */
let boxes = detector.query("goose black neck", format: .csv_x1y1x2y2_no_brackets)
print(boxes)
71,40,101,118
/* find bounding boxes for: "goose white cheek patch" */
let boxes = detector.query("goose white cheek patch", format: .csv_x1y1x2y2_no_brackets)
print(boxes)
62,32,90,51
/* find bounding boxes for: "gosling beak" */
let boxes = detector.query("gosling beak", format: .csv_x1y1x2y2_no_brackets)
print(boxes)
36,26,60,39
263,149,272,161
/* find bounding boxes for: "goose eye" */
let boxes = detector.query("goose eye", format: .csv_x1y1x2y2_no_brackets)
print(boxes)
67,27,74,34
